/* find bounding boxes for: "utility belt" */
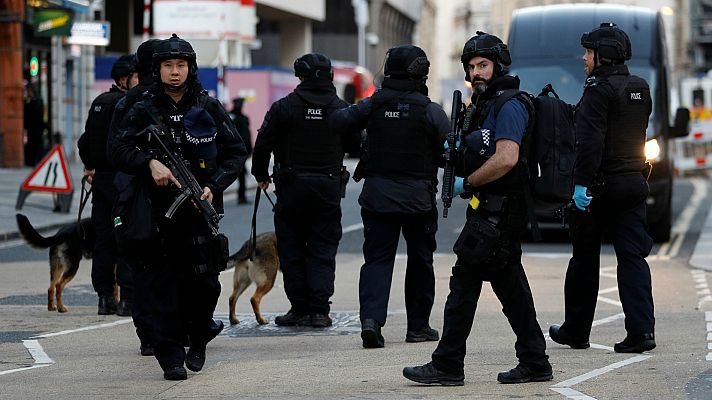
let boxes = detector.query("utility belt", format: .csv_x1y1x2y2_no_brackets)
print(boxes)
274,164,350,198
453,191,517,280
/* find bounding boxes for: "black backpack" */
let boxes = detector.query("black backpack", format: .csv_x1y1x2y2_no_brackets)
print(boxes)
492,84,576,240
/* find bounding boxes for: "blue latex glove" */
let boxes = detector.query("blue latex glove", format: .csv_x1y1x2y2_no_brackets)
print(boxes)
454,176,465,197
573,184,592,211
443,137,461,150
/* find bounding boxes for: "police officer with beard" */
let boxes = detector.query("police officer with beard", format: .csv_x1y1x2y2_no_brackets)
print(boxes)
549,23,655,354
78,54,136,316
403,32,552,385
252,53,359,328
109,38,163,357
332,45,449,349
110,34,246,380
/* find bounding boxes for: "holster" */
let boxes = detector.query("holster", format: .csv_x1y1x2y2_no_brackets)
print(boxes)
340,166,350,198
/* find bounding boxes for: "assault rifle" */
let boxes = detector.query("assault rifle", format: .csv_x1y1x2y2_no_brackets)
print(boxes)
441,90,464,218
143,125,222,236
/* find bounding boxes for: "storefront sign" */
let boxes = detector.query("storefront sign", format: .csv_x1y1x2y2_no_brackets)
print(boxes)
66,21,111,46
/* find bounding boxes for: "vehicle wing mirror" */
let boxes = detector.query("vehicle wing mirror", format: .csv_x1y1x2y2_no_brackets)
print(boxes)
671,107,690,138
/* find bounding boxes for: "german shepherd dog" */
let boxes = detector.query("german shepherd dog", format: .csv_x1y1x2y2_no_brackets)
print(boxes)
15,213,95,313
228,232,280,325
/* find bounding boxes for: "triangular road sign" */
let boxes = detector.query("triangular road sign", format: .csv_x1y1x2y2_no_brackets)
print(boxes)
21,144,73,193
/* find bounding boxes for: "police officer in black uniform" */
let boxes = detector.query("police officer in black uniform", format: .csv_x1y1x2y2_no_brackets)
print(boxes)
403,32,552,385
78,54,136,316
109,34,246,380
549,23,655,354
332,45,449,349
109,38,163,357
228,97,252,204
252,53,359,328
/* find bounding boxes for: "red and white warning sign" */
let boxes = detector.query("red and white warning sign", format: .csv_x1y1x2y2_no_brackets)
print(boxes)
21,144,73,193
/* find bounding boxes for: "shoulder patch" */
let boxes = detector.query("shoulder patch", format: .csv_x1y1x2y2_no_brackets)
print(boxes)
584,76,599,88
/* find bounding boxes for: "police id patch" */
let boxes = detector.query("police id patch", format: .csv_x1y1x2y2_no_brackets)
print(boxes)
384,103,410,119
305,108,323,120
628,90,644,103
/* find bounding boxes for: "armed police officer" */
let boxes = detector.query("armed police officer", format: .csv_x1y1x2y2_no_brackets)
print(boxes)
78,54,137,316
403,32,552,385
109,38,163,357
109,34,246,380
332,45,449,349
252,53,359,328
549,23,655,354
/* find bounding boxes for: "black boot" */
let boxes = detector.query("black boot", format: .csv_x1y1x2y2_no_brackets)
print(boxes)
310,313,332,327
116,299,132,317
163,366,187,381
185,346,206,372
497,364,553,384
97,295,117,315
402,362,464,386
361,319,385,348
406,326,439,343
614,333,656,353
549,324,590,349
275,310,310,326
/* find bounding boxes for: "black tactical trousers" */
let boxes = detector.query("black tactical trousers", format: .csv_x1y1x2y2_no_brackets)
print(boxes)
562,173,654,339
274,175,342,315
359,208,437,330
431,203,549,374
143,248,221,370
90,172,133,299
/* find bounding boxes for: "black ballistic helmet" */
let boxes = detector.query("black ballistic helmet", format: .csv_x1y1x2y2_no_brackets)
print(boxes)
111,54,136,82
293,53,333,80
152,34,198,83
581,22,632,64
460,31,511,79
384,45,430,80
136,39,162,75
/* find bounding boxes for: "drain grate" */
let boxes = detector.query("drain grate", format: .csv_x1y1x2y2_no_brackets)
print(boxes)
216,311,363,337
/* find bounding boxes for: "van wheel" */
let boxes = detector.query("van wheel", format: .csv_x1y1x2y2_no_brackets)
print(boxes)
648,203,671,243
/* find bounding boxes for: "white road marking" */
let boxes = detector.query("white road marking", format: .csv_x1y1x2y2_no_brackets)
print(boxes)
551,355,652,389
597,296,622,307
0,364,50,376
31,319,132,339
591,313,625,327
0,340,54,376
22,340,53,364
598,287,618,295
589,343,615,352
551,387,596,400
342,222,364,234
660,177,707,259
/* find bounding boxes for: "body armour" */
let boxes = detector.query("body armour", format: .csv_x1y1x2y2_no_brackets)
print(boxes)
599,73,651,176
364,91,436,180
275,93,344,174
80,86,125,171
463,76,529,196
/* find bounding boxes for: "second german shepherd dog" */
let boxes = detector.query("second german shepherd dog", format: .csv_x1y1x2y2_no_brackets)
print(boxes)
228,232,280,325
15,213,95,313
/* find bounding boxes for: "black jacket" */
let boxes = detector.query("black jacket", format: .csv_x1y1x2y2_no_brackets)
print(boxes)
78,85,125,171
109,81,247,225
252,78,359,182
573,65,652,186
332,78,449,213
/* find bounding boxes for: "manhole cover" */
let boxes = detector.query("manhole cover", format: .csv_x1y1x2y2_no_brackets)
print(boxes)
216,311,362,337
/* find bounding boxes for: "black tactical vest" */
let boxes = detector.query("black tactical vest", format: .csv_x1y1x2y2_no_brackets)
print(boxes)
82,88,125,171
275,94,343,173
466,90,529,196
364,91,435,179
601,74,650,176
